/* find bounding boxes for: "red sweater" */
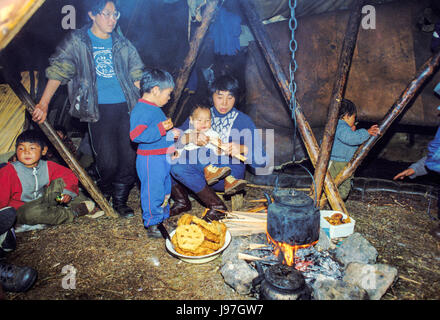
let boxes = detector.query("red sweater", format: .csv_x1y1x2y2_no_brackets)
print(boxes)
0,160,79,210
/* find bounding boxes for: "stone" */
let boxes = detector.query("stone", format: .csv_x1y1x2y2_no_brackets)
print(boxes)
343,262,398,300
220,258,259,295
315,228,332,251
335,233,378,266
312,276,369,300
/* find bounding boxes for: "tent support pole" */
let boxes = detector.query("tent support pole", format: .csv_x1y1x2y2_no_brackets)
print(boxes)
6,78,119,218
313,0,364,204
169,0,220,123
239,0,347,213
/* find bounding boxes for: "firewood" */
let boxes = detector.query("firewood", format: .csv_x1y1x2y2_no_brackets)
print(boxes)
238,253,263,261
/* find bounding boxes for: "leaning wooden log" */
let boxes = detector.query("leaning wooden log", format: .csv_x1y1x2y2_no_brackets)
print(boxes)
0,0,45,50
6,79,119,218
169,0,220,123
313,0,364,204
239,0,348,214
333,49,440,189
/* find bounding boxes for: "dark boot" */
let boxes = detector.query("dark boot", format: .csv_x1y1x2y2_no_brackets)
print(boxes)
196,186,228,221
97,182,112,201
112,183,134,218
145,225,165,239
170,183,192,217
0,262,37,293
0,207,16,235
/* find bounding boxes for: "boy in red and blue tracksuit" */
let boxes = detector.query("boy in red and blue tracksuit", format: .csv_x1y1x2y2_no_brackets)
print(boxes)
130,68,179,238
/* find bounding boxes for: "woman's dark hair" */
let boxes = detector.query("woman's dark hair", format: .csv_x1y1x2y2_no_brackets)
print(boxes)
208,75,240,100
88,0,120,16
16,130,47,149
140,68,174,95
339,99,357,119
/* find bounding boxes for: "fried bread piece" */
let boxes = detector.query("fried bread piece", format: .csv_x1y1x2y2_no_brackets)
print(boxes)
175,224,204,251
177,213,193,226
192,216,221,235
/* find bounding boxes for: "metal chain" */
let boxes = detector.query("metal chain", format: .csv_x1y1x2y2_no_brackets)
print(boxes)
288,0,298,161
288,0,298,117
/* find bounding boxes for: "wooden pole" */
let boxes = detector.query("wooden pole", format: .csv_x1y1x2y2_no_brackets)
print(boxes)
7,79,119,218
0,0,45,50
239,0,347,213
333,49,440,188
169,0,220,123
313,0,364,204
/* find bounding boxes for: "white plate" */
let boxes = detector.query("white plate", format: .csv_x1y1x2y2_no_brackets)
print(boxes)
165,229,232,264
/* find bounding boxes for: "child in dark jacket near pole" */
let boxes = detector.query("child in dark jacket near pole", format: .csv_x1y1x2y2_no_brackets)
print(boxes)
0,130,95,226
329,99,380,200
129,68,179,238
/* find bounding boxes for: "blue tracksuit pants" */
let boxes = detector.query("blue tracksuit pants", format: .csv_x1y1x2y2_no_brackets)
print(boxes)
136,154,171,227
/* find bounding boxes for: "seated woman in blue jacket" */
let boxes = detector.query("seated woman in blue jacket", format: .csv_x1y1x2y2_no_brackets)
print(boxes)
170,75,271,221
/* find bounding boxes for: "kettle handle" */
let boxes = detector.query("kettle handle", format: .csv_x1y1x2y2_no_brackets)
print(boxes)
264,192,272,204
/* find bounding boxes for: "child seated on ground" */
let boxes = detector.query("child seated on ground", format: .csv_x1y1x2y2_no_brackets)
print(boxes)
0,130,96,226
174,105,247,194
129,68,179,238
329,99,380,200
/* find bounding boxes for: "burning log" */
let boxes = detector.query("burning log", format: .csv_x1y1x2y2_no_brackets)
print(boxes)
239,0,348,214
6,78,118,218
169,0,220,123
332,49,440,192
313,0,365,204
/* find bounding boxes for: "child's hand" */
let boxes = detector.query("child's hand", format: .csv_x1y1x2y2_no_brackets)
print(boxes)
171,128,181,140
186,132,209,146
393,168,415,180
367,124,380,136
162,118,174,131
59,194,72,204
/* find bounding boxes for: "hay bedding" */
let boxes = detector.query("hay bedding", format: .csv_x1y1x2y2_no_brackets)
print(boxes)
4,186,440,300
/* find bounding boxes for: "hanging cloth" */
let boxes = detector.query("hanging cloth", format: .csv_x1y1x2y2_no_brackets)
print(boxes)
207,7,241,56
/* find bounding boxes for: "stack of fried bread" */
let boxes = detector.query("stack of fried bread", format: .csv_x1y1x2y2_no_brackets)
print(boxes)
171,214,228,256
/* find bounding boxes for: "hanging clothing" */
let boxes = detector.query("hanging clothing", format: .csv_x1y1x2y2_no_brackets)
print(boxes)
207,7,242,56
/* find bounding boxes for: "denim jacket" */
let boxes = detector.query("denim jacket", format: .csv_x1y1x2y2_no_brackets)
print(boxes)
46,25,144,122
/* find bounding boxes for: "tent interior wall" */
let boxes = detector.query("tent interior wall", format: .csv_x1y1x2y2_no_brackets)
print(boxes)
1,0,440,167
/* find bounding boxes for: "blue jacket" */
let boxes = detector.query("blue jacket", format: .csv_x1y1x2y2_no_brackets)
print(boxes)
330,120,370,162
129,99,175,156
426,126,440,173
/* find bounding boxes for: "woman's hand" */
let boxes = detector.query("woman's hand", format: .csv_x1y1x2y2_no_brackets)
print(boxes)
393,168,415,180
32,102,49,124
225,142,248,157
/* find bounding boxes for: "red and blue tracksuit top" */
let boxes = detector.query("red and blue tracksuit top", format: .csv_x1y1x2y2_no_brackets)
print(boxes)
129,99,175,227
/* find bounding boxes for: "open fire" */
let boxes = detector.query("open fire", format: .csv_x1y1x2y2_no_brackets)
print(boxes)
266,231,317,268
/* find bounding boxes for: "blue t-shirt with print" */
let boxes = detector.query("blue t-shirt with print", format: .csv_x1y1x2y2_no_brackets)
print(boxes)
88,29,126,104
